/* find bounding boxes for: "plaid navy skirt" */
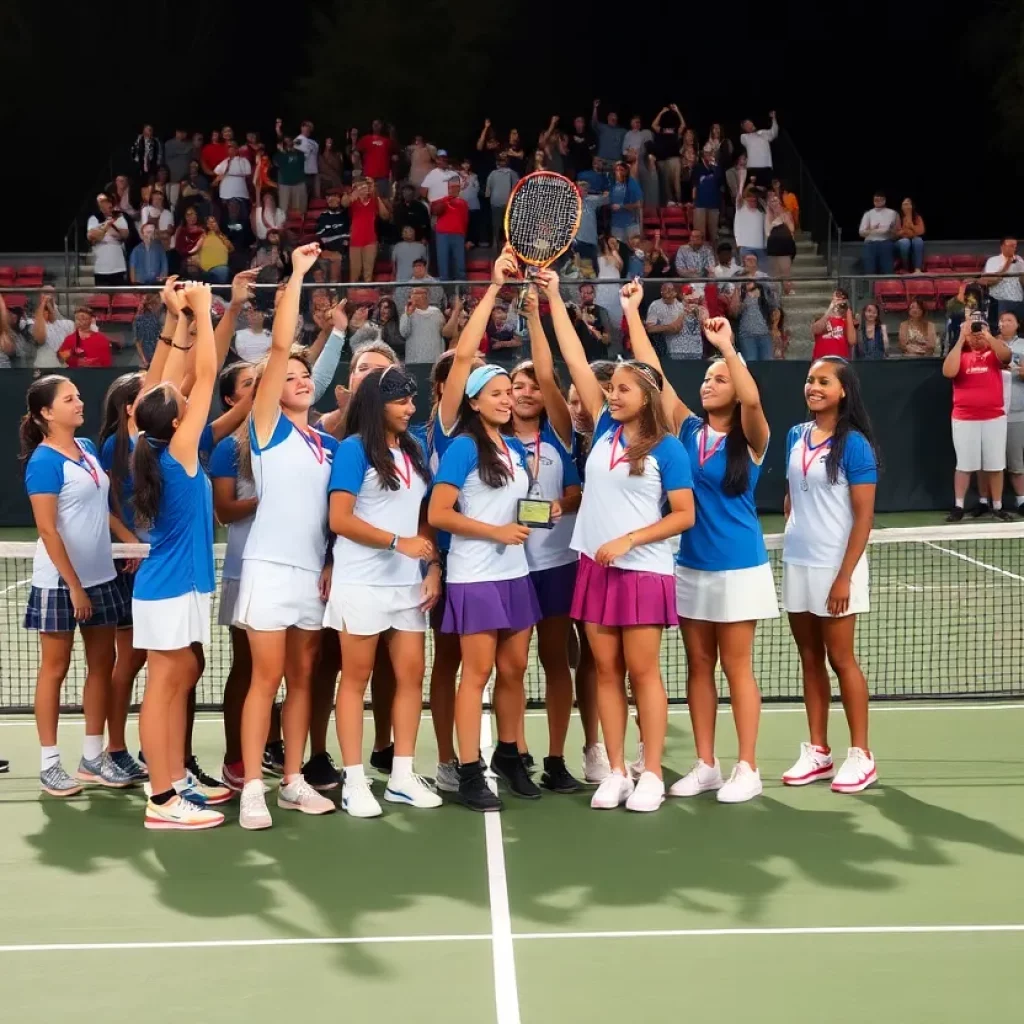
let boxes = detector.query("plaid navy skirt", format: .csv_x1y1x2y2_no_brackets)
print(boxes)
25,577,128,633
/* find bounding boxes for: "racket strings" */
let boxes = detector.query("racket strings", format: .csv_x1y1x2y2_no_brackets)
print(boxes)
506,174,581,266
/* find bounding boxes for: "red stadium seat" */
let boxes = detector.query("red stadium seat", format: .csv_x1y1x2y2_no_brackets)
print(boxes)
3,293,28,312
970,255,987,272
873,280,908,313
347,288,380,306
109,293,142,323
16,265,45,286
923,256,950,273
85,295,112,321
308,197,327,212
904,278,937,310
0,266,15,284
660,206,686,224
934,278,961,304
949,255,977,272
466,258,491,272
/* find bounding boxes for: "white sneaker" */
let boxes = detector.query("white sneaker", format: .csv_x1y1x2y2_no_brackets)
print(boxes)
669,758,723,798
782,742,835,786
626,771,665,812
590,770,634,810
386,773,443,809
582,743,611,784
144,795,224,832
342,775,383,818
831,747,877,794
628,741,646,781
435,759,460,794
239,779,272,830
278,777,336,815
717,762,763,804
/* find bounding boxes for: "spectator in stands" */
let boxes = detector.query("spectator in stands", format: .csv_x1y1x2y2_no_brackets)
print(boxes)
705,123,732,164
393,224,428,285
356,120,396,193
944,314,1013,521
811,289,856,360
982,236,1024,330
476,120,503,172
200,128,228,176
765,191,797,295
608,162,642,242
139,190,174,248
733,189,767,265
87,194,130,286
344,178,390,283
485,152,519,249
420,150,460,202
713,242,741,280
174,206,205,275
771,178,801,232
195,215,233,284
485,304,520,356
212,143,253,213
407,134,437,188
573,179,606,271
999,313,1024,512
132,291,163,368
594,236,623,336
318,137,344,194
770,306,789,358
274,136,308,215
895,198,926,272
858,192,898,275
946,280,985,352
671,286,709,360
574,283,612,360
623,115,653,161
737,280,775,361
25,292,73,369
674,227,715,282
291,120,320,199
130,124,162,178
392,183,431,242
0,296,16,368
252,191,286,241
314,191,347,282
129,223,168,285
432,177,470,283
650,105,684,205
856,302,889,359
692,147,723,244
108,175,138,223
177,160,212,221
504,129,526,174
899,299,938,357
163,128,193,208
233,306,273,362
725,153,748,224
400,286,445,363
566,115,596,175
395,258,445,309
739,111,778,188
222,199,255,273
591,100,627,163
372,297,404,356
644,282,686,359
458,158,482,246
58,307,113,368
251,228,288,273
577,155,610,196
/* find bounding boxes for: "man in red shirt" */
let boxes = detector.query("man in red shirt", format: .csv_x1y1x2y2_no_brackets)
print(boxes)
200,126,231,177
342,178,391,282
58,307,113,368
942,313,1013,521
356,120,396,194
431,177,470,285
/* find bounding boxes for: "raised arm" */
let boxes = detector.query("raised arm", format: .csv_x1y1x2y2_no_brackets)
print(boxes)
168,283,216,474
253,243,321,446
523,288,573,448
703,317,770,458
535,268,605,425
214,269,258,368
160,303,194,388
311,303,353,402
142,276,181,391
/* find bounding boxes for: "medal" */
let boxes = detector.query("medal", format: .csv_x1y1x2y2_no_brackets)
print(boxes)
393,450,412,488
609,426,630,471
800,428,830,491
698,425,726,471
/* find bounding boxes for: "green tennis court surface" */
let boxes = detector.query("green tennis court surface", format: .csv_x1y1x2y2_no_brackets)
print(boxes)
1,704,1022,1022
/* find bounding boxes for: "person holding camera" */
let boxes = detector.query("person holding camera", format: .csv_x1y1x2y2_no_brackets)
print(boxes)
942,312,1013,522
810,290,856,361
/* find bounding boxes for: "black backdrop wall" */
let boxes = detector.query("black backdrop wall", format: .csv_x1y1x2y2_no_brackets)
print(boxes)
0,361,954,528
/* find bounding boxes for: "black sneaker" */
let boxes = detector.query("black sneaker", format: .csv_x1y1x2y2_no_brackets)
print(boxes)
185,755,224,790
370,743,394,776
490,750,542,799
455,761,502,812
540,756,583,794
945,506,965,523
520,752,537,775
0,757,9,774
262,741,285,777
992,507,1015,522
969,503,990,519
302,751,342,791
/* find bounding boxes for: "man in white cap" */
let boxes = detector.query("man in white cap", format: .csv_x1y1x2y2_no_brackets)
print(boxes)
420,150,461,202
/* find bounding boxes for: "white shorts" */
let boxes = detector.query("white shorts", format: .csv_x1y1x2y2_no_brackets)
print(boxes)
782,558,869,618
132,590,212,651
675,562,780,623
235,559,324,632
952,416,1007,473
217,578,241,628
324,582,427,636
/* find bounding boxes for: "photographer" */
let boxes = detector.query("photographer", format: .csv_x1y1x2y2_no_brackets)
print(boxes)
942,312,1013,522
810,289,856,361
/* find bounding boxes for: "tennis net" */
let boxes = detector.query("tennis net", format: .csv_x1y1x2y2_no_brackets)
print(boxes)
1,523,1022,712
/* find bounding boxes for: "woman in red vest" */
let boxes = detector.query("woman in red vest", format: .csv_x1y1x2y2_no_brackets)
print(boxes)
811,289,856,361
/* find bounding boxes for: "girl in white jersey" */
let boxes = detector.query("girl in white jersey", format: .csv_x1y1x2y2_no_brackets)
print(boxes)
782,357,879,794
21,375,136,797
327,366,443,817
538,269,695,814
237,243,338,829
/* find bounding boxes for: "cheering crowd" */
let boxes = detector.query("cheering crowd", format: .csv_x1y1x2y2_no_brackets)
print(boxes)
15,245,880,830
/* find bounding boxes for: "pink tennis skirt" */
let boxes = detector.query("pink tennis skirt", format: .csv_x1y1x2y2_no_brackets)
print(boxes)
570,554,676,628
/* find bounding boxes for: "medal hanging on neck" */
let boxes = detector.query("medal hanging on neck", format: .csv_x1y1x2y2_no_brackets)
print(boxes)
393,449,412,489
698,425,726,474
78,451,100,489
527,431,543,499
609,426,630,472
800,428,830,491
298,426,324,464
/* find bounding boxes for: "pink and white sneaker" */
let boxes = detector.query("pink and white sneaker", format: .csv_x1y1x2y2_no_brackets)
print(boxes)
221,760,245,793
831,747,877,794
782,742,835,786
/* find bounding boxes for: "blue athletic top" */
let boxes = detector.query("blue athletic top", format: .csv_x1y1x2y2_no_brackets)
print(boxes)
426,418,459,555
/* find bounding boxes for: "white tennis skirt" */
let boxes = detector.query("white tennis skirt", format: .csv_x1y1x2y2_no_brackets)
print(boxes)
782,558,869,618
675,562,780,623
217,578,241,628
235,559,324,632
324,581,427,636
132,590,212,651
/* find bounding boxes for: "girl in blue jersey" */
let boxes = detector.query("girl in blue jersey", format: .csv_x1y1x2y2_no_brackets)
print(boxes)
237,243,337,830
622,284,776,804
21,375,136,797
131,281,225,831
781,357,879,795
539,269,695,814
327,366,443,817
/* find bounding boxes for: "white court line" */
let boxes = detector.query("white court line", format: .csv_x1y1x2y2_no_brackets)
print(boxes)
1,923,1022,955
923,541,1024,583
1,576,30,596
480,708,521,1024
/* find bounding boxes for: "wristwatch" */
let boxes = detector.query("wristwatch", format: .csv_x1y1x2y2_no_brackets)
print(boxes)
388,534,399,551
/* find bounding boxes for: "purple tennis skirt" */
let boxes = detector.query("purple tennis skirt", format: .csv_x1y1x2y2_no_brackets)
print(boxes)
441,575,542,635
530,561,579,620
570,554,676,628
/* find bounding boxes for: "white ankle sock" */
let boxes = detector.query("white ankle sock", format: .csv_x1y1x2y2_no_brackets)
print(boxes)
979,497,990,506
1016,495,1024,507
343,764,366,784
82,735,103,762
391,755,413,780
41,746,60,772
993,501,1003,511
955,498,965,508
172,777,188,793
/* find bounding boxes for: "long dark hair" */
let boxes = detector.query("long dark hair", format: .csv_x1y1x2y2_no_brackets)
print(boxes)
812,357,879,485
700,400,750,497
343,367,429,490
98,372,144,517
131,384,180,528
218,361,253,410
19,375,70,471
426,349,485,449
619,362,671,477
455,379,515,489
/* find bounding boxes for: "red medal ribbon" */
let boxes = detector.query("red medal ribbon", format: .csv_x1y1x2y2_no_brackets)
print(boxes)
608,426,630,471
78,452,100,488
801,428,831,482
298,426,324,464
698,426,726,469
393,449,413,488
497,437,515,475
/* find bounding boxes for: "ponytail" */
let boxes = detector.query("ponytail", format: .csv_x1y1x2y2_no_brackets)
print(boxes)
19,375,69,474
131,436,164,528
18,414,47,471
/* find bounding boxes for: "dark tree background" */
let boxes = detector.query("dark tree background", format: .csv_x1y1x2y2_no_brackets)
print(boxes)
0,0,1018,250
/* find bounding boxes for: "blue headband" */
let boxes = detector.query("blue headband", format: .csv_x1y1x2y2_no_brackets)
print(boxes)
465,364,508,398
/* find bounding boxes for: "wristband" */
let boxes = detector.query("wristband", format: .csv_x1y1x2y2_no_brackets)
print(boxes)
172,342,192,351
388,534,399,552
